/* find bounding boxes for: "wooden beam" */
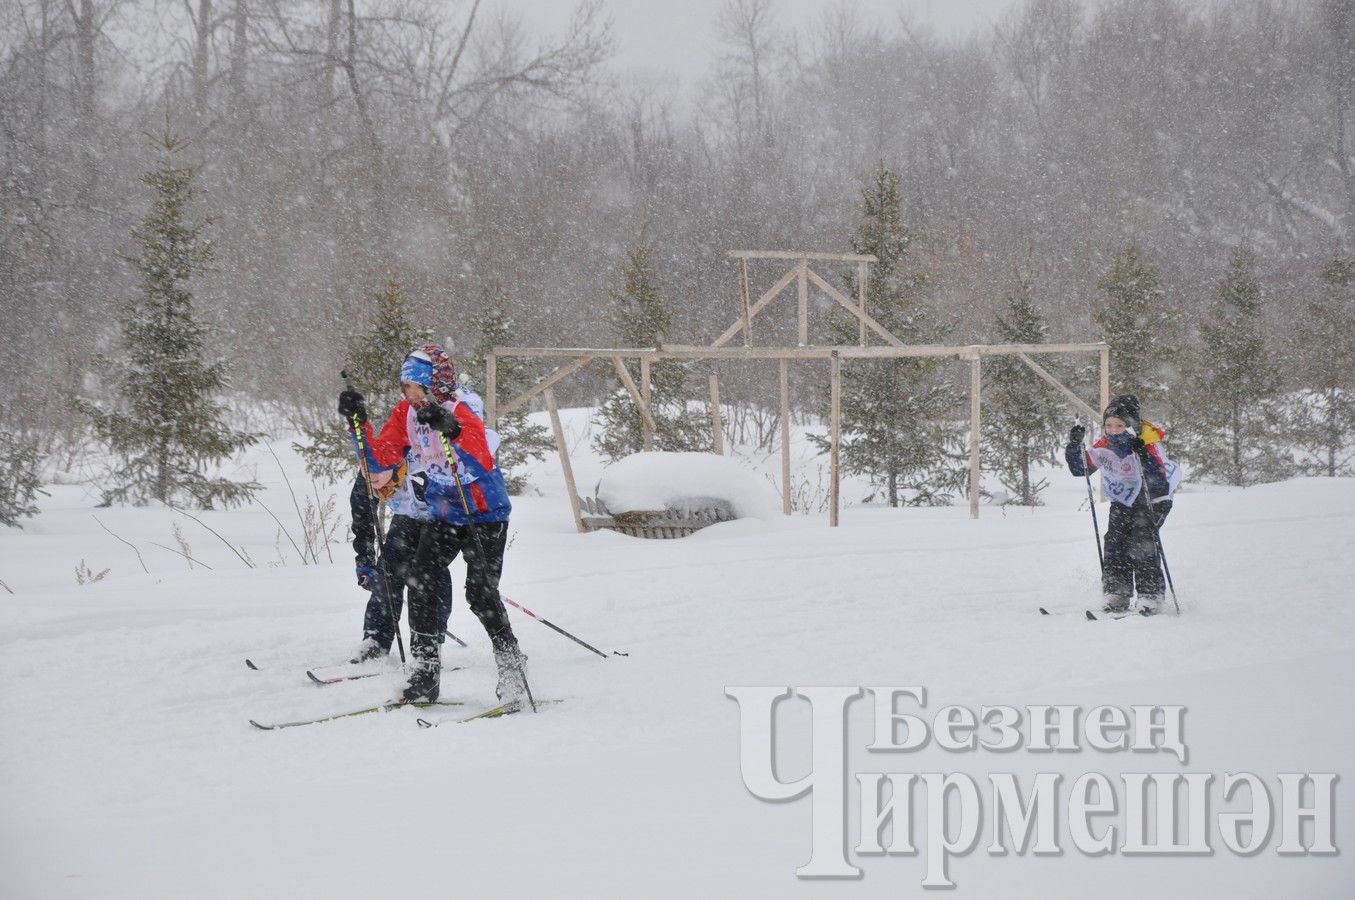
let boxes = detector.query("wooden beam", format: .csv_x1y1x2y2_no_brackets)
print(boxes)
857,260,868,347
797,258,809,346
805,267,906,348
711,266,800,348
545,388,585,534
780,357,791,516
729,250,878,262
738,257,752,349
485,353,497,428
611,355,658,437
970,356,981,520
1014,353,1100,421
640,356,653,451
495,355,593,419
708,373,723,455
490,342,1107,361
830,351,841,528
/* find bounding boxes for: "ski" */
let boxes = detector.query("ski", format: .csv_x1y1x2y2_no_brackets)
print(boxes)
249,699,466,731
416,698,566,728
1085,609,1151,621
306,664,464,686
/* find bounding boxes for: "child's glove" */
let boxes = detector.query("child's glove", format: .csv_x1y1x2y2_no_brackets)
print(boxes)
356,564,378,591
1069,424,1086,444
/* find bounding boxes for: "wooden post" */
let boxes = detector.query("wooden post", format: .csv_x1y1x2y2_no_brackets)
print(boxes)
640,356,653,451
1099,345,1110,502
780,356,791,516
1099,346,1110,416
969,354,981,520
738,257,753,348
708,373,724,455
797,258,809,347
830,350,841,527
486,352,497,428
857,260,868,346
545,388,585,533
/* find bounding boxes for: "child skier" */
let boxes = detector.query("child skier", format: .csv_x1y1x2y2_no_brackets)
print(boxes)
348,457,454,663
1065,394,1182,615
339,345,527,703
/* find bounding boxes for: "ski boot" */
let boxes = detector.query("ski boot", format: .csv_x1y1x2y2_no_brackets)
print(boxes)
401,631,441,703
493,641,530,704
350,637,387,664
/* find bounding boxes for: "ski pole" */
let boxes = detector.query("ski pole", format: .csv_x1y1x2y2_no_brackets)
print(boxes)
343,370,406,665
499,595,627,658
437,428,538,713
1154,531,1180,614
1078,431,1105,574
1135,447,1181,616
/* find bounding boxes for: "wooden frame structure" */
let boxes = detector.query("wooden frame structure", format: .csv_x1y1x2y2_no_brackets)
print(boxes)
488,251,1110,531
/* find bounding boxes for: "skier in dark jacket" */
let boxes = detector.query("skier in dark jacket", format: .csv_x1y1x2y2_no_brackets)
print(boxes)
1066,394,1182,615
348,462,454,663
340,344,527,704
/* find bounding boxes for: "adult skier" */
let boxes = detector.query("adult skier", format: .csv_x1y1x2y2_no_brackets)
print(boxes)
1065,394,1182,615
339,345,528,703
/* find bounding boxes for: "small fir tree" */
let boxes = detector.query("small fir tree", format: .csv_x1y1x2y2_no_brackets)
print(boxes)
81,132,259,509
1290,250,1355,476
465,285,553,493
981,272,1064,505
0,429,46,527
1094,243,1178,408
296,273,429,480
593,226,708,461
815,163,966,506
1175,248,1292,486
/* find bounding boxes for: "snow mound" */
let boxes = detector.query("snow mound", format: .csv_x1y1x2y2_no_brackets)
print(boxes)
595,451,779,519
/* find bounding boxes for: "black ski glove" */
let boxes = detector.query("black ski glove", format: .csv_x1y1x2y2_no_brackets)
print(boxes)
1069,424,1086,444
416,403,462,438
410,471,428,503
1151,499,1172,527
1129,434,1147,452
339,387,368,425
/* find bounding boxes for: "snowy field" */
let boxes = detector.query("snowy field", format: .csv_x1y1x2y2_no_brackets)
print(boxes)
2,409,1352,898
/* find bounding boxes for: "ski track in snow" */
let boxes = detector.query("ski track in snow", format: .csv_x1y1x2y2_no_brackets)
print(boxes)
1,415,1352,897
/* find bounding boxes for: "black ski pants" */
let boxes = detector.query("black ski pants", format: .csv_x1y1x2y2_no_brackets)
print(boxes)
363,514,453,649
407,520,516,652
1103,501,1168,599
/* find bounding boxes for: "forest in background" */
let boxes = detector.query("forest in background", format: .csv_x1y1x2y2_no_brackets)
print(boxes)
2,0,1353,513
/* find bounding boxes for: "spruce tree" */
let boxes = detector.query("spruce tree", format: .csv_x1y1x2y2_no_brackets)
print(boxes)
296,273,430,480
465,285,553,493
1094,243,1177,408
81,133,259,509
1290,250,1355,477
1175,248,1292,486
0,429,45,527
816,163,965,506
981,272,1064,505
593,226,708,461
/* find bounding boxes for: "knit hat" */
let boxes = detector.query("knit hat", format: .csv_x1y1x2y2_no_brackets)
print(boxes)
1103,394,1141,432
401,344,458,404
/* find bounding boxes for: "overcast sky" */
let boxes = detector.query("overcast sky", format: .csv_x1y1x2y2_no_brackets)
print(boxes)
503,0,1017,88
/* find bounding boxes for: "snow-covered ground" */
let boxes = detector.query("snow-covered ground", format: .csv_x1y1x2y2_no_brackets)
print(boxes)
2,409,1352,898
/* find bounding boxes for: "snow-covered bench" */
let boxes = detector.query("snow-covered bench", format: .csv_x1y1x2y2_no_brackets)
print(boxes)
582,452,778,539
